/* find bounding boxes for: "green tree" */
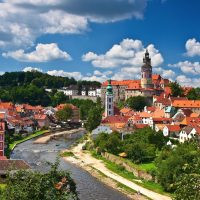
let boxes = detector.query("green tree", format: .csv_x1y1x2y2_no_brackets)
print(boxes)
86,106,102,132
126,96,148,111
0,160,78,200
169,81,184,97
52,92,68,107
174,159,200,200
155,142,200,192
187,88,200,100
56,105,73,122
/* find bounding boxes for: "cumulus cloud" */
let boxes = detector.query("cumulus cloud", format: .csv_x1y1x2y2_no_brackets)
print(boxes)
0,0,147,50
2,43,71,62
82,39,164,69
154,67,175,80
169,61,200,75
47,70,82,80
185,38,200,57
176,75,200,87
46,69,110,82
23,66,43,72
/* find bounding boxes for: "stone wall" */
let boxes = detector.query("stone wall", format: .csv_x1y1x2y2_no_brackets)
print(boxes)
102,152,153,181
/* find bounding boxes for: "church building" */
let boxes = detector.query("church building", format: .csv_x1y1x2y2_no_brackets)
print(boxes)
101,50,169,104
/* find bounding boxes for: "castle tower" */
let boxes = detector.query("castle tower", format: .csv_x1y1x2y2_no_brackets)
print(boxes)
105,80,114,117
141,49,153,89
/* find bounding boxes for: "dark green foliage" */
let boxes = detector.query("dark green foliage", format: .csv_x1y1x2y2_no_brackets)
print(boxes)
169,81,184,97
174,158,200,200
0,71,101,107
155,142,200,192
126,96,149,111
51,92,69,107
0,160,78,200
187,88,200,100
86,106,103,132
93,127,166,163
56,105,73,122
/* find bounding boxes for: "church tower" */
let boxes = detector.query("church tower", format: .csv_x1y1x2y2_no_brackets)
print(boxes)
141,49,153,89
105,80,114,117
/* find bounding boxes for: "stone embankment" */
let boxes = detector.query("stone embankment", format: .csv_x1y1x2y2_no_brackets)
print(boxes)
33,128,86,144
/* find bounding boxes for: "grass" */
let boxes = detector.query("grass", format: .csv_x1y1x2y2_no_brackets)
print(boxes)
0,184,6,190
60,151,74,157
9,130,49,150
117,183,136,194
90,151,171,197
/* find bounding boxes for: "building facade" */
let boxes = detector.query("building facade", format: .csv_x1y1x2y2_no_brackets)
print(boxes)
105,80,114,117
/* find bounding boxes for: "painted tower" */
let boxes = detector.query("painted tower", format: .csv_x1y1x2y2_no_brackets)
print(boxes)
105,80,114,117
141,49,153,89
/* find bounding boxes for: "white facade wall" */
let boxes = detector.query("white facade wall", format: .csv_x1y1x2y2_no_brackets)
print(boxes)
105,94,114,117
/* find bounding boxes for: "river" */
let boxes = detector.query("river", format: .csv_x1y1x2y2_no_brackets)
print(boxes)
11,133,130,200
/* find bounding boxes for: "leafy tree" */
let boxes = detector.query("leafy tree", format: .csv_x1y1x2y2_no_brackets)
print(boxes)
86,106,102,132
187,88,200,100
126,96,148,111
169,81,184,97
56,105,73,122
174,158,200,200
155,142,200,192
51,92,68,107
0,160,78,200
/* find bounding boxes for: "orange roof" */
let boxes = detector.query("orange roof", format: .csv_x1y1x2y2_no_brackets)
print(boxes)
34,114,47,120
164,87,172,95
0,113,5,120
135,124,149,129
102,115,129,124
0,102,14,110
190,113,199,117
180,117,200,126
102,80,140,86
155,124,166,131
128,115,142,121
172,100,200,108
152,74,161,80
139,112,151,118
152,109,165,118
56,104,78,110
126,82,141,90
166,125,181,132
120,107,132,114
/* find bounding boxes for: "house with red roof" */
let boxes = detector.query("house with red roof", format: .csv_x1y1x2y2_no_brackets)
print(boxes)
163,125,181,138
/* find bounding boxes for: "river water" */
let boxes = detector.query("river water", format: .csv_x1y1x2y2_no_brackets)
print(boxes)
11,133,130,200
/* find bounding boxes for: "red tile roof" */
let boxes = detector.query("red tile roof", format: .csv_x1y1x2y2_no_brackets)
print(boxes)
172,100,200,108
166,125,181,132
102,115,129,124
102,80,140,86
135,124,149,129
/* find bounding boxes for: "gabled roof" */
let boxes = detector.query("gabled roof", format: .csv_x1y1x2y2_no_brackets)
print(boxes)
172,100,200,108
180,117,200,126
135,124,149,129
102,80,140,87
126,82,141,90
102,115,129,124
165,125,181,132
182,126,194,134
152,74,161,80
120,107,132,114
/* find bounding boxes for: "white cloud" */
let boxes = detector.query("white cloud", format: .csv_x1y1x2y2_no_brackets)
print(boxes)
0,0,147,50
169,61,200,75
2,43,71,62
176,75,200,87
23,67,43,72
82,39,164,69
185,38,200,57
154,67,175,80
47,70,82,80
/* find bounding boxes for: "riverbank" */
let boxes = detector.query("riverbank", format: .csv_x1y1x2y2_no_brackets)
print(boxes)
9,130,49,151
62,142,171,200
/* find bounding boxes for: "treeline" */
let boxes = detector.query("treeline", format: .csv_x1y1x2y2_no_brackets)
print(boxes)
0,71,100,89
0,71,101,106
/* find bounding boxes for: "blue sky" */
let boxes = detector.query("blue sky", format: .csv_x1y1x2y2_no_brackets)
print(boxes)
0,0,200,86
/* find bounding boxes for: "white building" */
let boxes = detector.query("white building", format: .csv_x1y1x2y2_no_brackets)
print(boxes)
91,125,112,138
